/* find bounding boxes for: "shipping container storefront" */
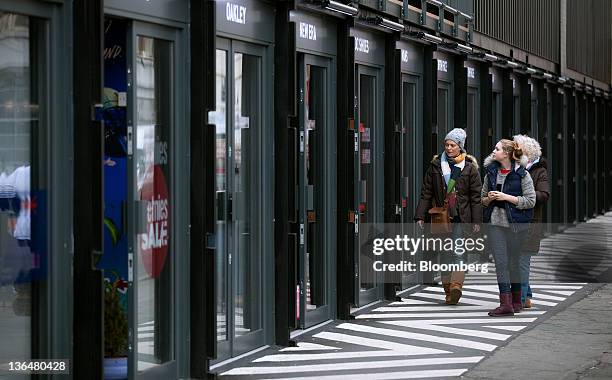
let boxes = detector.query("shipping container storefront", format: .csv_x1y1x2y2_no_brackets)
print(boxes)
547,84,568,225
101,0,191,378
434,51,454,150
291,8,337,329
353,26,385,307
211,0,275,363
560,86,571,224
511,74,521,136
0,0,72,372
397,39,423,289
465,60,481,161
490,67,504,143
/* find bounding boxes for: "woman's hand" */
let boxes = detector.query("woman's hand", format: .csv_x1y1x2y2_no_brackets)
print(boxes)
473,224,480,233
488,191,517,204
487,191,507,200
416,219,424,229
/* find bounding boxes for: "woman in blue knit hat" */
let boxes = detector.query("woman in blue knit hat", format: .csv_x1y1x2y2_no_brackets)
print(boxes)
415,128,482,305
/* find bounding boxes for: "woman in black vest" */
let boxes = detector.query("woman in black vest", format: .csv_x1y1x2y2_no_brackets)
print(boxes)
482,139,536,316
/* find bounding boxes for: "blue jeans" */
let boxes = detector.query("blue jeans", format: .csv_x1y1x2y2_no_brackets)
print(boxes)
440,220,464,278
489,225,527,294
520,254,533,303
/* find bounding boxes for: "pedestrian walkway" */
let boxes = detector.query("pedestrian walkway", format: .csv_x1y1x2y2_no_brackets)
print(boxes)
214,213,612,379
463,283,612,380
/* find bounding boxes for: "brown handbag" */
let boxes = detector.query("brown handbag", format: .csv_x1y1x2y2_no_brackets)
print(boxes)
428,197,452,234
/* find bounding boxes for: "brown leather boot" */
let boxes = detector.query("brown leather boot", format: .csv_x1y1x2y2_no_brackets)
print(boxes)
441,275,451,304
448,271,465,305
443,283,451,304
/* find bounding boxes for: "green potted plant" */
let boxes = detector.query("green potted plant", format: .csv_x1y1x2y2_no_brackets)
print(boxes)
104,271,128,379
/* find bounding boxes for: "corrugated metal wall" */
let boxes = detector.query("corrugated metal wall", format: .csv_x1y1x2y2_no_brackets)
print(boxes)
444,0,474,15
567,0,611,83
473,0,560,63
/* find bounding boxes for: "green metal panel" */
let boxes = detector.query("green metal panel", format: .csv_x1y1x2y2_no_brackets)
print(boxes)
105,0,188,24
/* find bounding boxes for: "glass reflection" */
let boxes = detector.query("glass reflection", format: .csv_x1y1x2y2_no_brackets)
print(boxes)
135,35,172,371
0,12,46,374
233,52,261,338
401,81,417,289
437,87,448,144
213,48,228,342
304,64,326,311
359,74,375,291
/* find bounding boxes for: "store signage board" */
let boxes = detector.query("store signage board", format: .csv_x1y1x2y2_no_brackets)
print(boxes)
397,40,423,74
352,27,384,66
434,51,452,81
290,10,337,56
217,0,274,43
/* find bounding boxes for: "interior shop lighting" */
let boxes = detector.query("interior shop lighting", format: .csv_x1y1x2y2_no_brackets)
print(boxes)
557,76,568,84
322,0,359,16
543,72,554,80
526,67,537,75
375,16,405,32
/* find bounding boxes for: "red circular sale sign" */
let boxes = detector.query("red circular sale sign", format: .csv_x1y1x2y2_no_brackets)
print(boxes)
139,164,170,278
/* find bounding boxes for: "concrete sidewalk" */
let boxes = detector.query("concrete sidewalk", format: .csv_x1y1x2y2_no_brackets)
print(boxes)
463,284,612,380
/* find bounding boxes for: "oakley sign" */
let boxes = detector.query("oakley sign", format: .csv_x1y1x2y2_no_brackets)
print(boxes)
226,2,246,25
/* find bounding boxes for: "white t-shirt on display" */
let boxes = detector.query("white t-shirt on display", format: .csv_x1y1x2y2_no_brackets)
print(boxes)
13,165,31,241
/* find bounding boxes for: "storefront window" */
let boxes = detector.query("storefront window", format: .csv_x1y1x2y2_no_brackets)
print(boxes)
135,35,173,371
0,12,47,368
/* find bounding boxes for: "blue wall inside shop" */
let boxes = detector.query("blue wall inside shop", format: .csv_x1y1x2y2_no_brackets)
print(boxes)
99,17,128,318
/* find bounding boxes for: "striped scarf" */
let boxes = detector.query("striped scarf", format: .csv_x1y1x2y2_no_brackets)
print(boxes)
441,152,466,193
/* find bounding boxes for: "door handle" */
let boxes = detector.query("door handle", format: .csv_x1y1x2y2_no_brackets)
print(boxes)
216,190,226,221
401,177,410,199
228,192,233,220
306,185,314,211
359,180,367,204
135,200,148,235
121,200,128,233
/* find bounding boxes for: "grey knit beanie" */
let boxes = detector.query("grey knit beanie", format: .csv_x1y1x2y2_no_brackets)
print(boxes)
444,128,467,151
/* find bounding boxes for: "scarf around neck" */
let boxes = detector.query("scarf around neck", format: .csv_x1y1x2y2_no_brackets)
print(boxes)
441,152,466,193
526,157,540,170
